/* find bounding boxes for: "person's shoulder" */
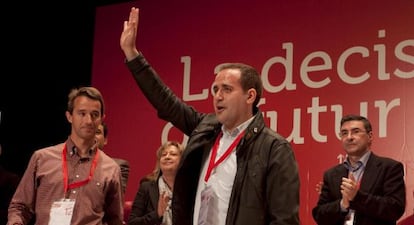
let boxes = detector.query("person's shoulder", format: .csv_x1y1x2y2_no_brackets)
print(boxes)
37,142,65,151
249,112,286,142
263,126,286,138
323,163,345,175
259,126,291,146
139,178,156,189
140,178,153,185
369,152,403,166
32,143,65,157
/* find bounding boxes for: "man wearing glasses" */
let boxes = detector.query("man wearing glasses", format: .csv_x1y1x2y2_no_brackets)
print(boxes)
312,114,406,225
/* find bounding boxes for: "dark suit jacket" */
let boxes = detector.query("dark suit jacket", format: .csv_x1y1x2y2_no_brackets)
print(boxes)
128,179,163,225
113,158,130,195
312,152,406,225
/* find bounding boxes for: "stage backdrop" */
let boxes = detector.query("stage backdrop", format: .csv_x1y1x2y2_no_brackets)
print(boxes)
92,0,414,224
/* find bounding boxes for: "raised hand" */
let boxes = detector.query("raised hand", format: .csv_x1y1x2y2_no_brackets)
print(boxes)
157,191,171,218
120,7,140,61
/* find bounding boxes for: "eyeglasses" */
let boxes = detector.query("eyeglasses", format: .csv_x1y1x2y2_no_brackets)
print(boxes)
338,128,368,138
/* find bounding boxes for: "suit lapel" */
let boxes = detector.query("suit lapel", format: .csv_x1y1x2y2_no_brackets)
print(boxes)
332,165,348,195
359,153,378,192
149,180,160,209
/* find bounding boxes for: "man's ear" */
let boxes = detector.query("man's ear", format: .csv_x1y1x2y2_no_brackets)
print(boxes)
247,89,256,104
65,111,72,123
368,130,374,139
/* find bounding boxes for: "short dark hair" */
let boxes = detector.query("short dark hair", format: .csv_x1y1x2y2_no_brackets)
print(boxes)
217,63,263,109
67,86,105,115
340,114,372,132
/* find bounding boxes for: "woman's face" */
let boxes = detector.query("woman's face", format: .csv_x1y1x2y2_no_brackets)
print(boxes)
159,145,182,175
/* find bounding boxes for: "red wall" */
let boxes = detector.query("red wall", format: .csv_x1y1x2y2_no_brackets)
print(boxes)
92,1,414,224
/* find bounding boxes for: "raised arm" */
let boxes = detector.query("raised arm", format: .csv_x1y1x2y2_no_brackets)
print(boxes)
120,7,140,61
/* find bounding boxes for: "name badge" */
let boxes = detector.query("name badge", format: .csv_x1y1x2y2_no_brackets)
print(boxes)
48,199,75,225
198,185,219,225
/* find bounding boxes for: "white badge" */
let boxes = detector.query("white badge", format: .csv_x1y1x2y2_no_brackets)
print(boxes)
48,199,75,225
198,185,219,225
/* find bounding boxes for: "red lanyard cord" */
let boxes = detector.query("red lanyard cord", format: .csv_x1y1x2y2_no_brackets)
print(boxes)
204,131,245,182
62,144,99,195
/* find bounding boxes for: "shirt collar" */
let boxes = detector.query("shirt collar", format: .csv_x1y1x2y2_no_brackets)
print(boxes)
343,150,371,171
221,116,255,138
66,137,96,158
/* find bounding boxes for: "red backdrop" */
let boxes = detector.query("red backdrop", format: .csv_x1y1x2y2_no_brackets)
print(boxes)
92,0,414,224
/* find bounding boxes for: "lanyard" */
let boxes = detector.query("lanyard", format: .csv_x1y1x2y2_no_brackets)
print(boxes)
204,130,245,182
345,161,364,189
62,144,99,195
